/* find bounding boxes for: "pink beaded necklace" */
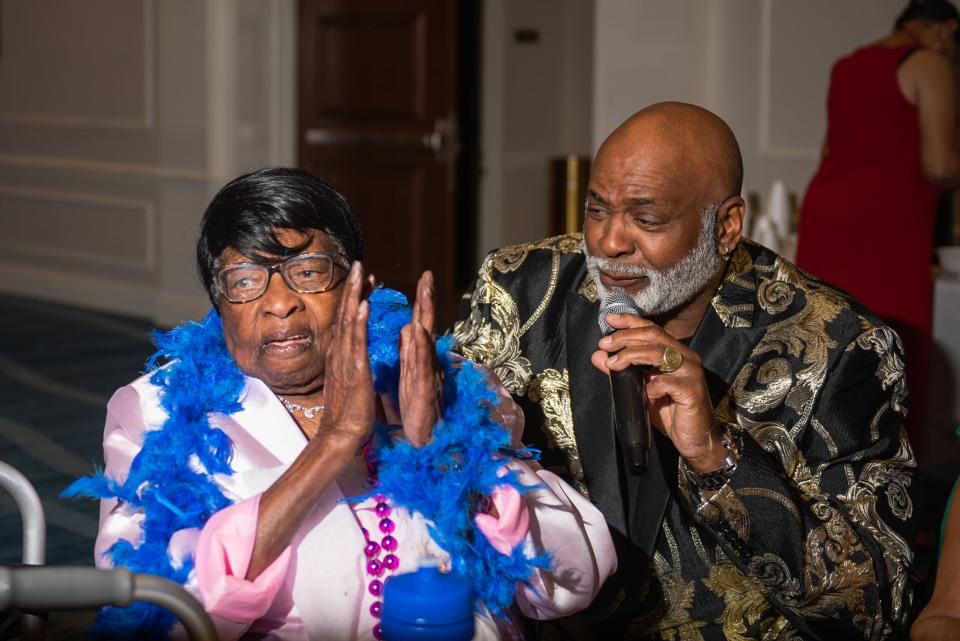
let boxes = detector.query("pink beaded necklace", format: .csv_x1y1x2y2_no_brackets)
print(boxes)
361,441,398,640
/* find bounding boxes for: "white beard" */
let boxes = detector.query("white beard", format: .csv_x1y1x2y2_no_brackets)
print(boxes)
585,204,725,316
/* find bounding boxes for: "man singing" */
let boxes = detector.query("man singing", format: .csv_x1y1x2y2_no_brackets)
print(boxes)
454,102,917,640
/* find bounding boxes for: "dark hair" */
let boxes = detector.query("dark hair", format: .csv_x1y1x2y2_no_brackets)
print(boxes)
196,167,363,306
895,0,960,29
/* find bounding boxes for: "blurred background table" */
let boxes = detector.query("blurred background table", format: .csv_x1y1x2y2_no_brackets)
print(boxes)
924,273,960,475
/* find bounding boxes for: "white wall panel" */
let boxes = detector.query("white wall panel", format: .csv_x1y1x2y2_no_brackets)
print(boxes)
0,185,154,273
590,0,905,219
592,0,709,149
0,0,297,325
0,0,155,129
479,0,595,253
760,0,902,157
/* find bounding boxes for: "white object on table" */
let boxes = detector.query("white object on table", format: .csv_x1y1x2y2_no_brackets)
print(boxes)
750,214,780,253
937,246,960,276
924,274,960,468
766,180,792,242
779,232,798,263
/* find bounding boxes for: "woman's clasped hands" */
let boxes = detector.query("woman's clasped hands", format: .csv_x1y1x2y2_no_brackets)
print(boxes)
319,262,441,449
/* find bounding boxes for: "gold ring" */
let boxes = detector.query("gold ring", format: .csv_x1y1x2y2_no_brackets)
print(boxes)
658,346,683,373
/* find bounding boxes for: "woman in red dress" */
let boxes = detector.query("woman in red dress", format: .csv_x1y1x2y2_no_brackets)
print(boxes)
796,0,960,441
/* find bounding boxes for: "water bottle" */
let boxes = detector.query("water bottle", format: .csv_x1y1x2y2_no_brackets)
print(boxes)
381,557,475,641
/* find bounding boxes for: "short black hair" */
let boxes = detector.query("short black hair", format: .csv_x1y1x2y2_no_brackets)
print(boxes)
895,0,960,29
196,167,363,307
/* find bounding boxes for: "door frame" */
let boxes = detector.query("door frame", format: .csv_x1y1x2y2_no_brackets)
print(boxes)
285,0,481,310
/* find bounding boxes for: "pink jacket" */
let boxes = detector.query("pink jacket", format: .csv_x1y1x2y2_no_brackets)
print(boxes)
95,372,616,640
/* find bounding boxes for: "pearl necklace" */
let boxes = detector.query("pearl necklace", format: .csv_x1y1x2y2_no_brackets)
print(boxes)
281,397,324,419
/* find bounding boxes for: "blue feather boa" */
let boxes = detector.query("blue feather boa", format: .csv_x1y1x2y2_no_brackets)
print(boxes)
64,288,547,638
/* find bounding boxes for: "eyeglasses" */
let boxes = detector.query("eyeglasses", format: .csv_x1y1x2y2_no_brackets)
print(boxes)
215,252,351,303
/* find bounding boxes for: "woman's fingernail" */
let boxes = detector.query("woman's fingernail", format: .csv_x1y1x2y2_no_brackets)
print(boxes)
350,262,360,282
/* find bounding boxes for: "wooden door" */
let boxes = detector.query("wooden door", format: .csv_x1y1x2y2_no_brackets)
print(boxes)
298,0,463,325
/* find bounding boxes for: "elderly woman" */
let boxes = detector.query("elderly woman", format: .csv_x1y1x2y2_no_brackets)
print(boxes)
68,168,615,640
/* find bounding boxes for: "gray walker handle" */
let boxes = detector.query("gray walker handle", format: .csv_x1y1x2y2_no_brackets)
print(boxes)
0,566,219,641
0,460,46,639
0,460,219,640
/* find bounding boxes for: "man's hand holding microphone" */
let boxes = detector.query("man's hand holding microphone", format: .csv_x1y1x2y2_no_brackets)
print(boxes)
592,290,732,479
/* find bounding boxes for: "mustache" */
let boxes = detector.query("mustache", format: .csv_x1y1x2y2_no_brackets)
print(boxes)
584,254,656,278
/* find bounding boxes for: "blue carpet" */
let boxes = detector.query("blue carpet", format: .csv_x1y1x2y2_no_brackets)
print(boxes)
0,295,155,567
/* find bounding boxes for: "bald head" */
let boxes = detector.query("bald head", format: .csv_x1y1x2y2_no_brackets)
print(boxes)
583,102,746,324
597,102,743,200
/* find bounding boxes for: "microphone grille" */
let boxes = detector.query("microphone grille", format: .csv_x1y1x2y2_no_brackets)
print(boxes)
598,289,639,335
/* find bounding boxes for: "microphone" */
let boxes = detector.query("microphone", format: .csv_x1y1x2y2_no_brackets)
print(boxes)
598,289,651,474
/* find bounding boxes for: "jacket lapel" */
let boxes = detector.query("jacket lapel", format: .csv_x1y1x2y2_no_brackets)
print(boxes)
557,244,770,575
564,288,625,533
214,377,308,468
690,308,756,407
691,243,766,408
564,286,672,558
625,425,676,557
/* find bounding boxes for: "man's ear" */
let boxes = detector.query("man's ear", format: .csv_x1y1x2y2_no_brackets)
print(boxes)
715,196,744,256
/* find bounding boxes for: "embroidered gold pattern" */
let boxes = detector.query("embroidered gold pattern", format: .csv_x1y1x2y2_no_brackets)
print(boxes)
856,326,907,416
633,547,705,640
457,237,916,638
519,249,560,338
453,261,533,395
526,368,587,495
712,301,754,328
801,501,877,634
737,487,802,525
578,275,598,302
725,244,757,291
839,426,915,622
737,289,842,437
757,279,795,315
711,244,756,327
489,233,582,274
759,616,797,641
704,562,774,641
697,244,913,636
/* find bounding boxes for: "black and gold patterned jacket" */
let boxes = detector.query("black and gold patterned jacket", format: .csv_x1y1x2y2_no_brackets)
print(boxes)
453,235,917,640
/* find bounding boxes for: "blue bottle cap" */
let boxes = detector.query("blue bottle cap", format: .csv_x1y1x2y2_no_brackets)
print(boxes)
382,563,474,626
